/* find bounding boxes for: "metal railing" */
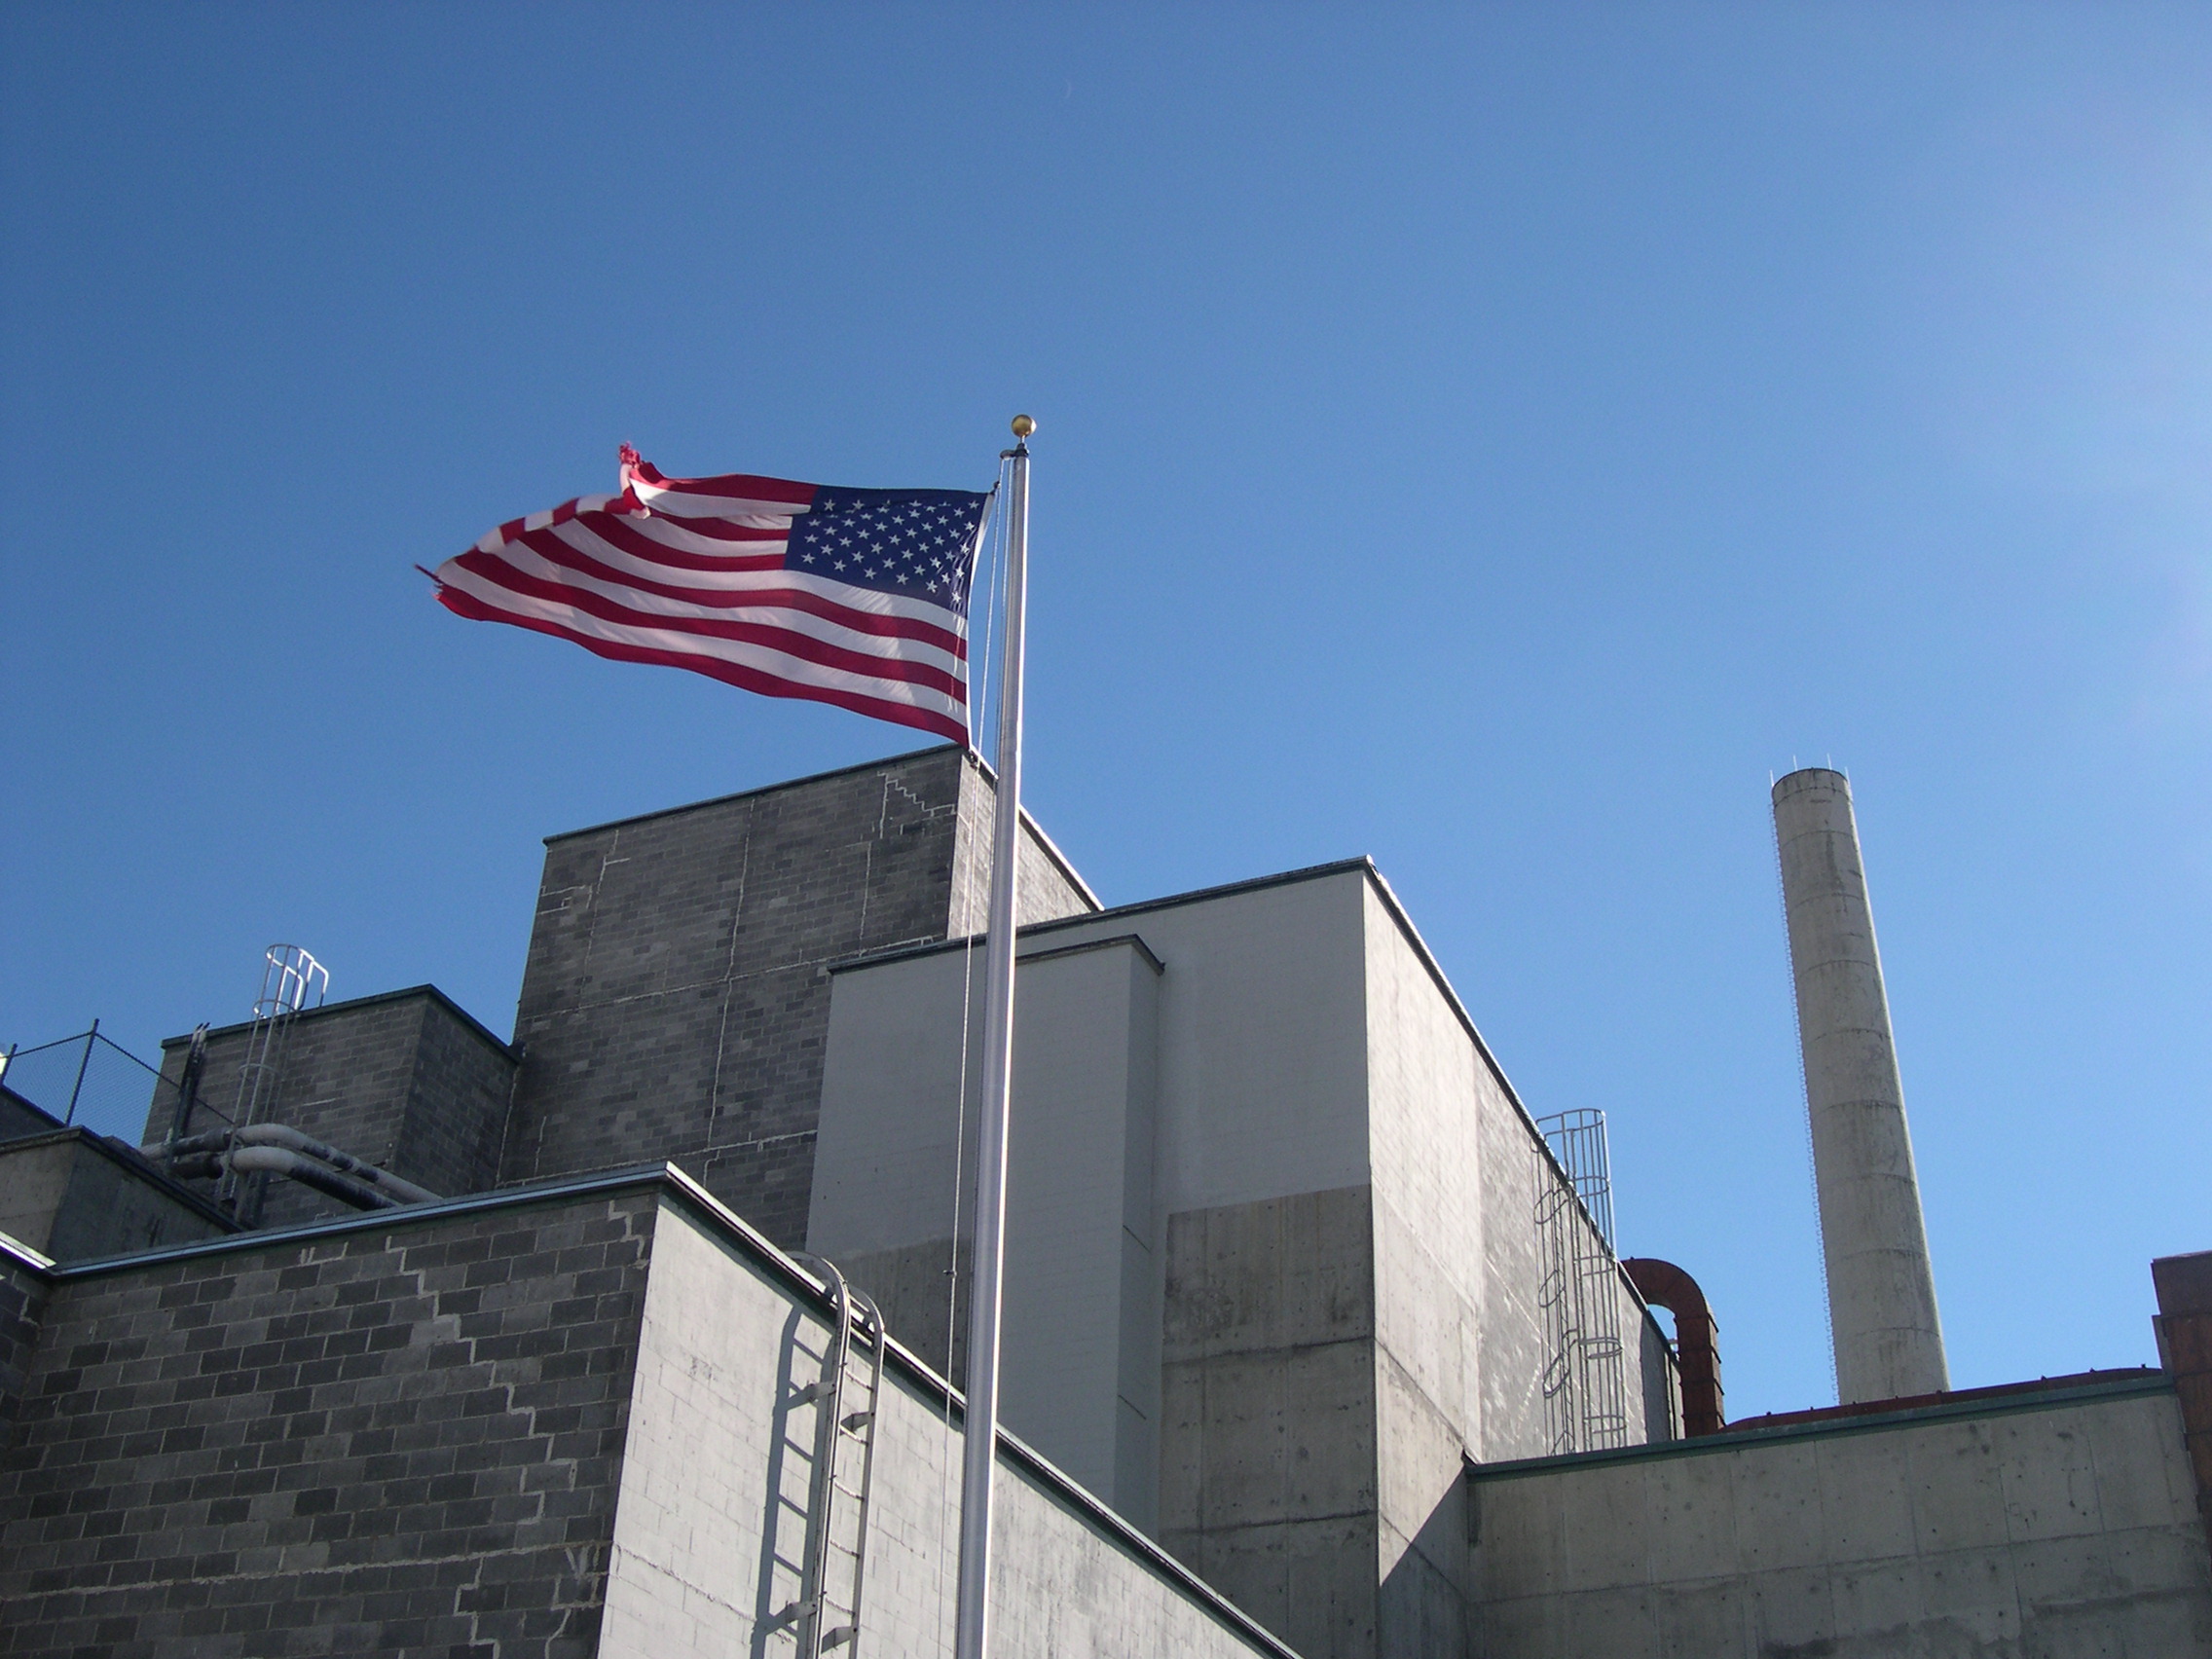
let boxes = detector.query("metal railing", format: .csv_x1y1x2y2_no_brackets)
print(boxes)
0,1023,229,1147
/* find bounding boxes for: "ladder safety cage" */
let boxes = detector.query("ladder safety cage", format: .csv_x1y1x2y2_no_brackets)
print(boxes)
1533,1109,1631,1455
216,944,327,1222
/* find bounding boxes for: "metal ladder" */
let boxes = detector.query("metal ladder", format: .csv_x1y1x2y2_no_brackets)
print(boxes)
767,1256,886,1657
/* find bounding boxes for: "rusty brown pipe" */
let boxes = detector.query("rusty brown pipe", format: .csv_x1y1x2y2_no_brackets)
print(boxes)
1622,1258,1725,1437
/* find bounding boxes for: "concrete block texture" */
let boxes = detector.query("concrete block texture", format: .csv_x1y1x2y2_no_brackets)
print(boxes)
1772,767,1949,1405
0,1190,660,1658
504,745,1094,1250
1470,1382,2212,1657
0,1244,49,1443
144,986,517,1232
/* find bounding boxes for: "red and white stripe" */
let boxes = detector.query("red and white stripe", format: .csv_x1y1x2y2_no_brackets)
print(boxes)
430,450,974,742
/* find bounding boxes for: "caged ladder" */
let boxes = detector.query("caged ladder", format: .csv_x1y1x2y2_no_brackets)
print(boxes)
768,1256,887,1657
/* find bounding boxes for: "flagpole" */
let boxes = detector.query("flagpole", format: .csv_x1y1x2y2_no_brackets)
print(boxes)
953,414,1033,1659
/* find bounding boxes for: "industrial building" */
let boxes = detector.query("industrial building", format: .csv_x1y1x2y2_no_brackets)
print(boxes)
0,744,2205,1656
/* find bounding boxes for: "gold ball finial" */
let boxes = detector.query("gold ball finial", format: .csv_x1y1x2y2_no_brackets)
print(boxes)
1011,414,1036,439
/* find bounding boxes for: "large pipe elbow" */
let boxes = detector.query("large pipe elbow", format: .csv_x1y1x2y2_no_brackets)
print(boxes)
1622,1257,1726,1437
227,1145,400,1212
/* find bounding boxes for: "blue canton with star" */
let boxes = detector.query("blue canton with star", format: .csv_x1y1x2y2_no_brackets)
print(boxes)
787,487,991,617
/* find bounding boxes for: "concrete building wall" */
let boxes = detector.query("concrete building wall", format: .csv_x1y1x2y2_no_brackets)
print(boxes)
1358,878,1676,1655
503,746,1094,1249
1469,1379,2212,1657
808,934,1164,1527
1363,881,1488,1655
0,1168,1298,1659
603,1192,1294,1659
0,1131,232,1262
1,1085,61,1143
813,861,1680,1659
1161,1185,1382,1659
143,986,516,1230
948,759,1098,936
1045,868,1374,1217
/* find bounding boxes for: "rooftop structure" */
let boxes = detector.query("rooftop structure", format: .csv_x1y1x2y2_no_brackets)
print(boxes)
0,744,2204,1656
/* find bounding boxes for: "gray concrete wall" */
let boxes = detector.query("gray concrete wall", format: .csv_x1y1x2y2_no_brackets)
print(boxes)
812,861,1681,1659
809,933,1164,1528
1041,868,1375,1218
1470,1380,2212,1657
602,1193,1295,1659
144,986,516,1231
823,862,1388,1659
0,1131,231,1262
1359,877,1675,1656
1162,1185,1381,1659
0,1085,62,1143
816,866,1391,1657
948,761,1099,936
503,745,1094,1249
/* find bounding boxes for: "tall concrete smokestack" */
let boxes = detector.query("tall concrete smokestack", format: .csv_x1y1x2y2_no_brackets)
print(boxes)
1772,767,1949,1405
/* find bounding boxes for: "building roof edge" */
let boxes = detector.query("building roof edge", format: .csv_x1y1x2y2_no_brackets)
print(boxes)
542,743,964,844
35,1160,1302,1658
159,984,515,1059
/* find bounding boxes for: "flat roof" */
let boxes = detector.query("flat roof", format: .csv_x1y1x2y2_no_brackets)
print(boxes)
1468,1368,2175,1482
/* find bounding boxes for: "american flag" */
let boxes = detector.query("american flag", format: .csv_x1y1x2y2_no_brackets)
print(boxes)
427,447,992,741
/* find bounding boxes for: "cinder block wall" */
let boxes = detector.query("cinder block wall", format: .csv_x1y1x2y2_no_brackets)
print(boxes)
0,1242,48,1441
501,744,1095,1247
0,1191,658,1656
143,987,517,1229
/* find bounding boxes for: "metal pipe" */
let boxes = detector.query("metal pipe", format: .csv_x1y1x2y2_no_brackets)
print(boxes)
1773,767,1948,1404
232,1124,440,1205
142,1124,440,1208
1621,1257,1725,1436
146,1128,235,1161
167,1024,209,1147
955,421,1031,1659
227,1145,398,1211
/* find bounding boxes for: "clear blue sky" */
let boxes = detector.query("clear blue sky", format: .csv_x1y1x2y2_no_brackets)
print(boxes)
4,4,2207,1419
